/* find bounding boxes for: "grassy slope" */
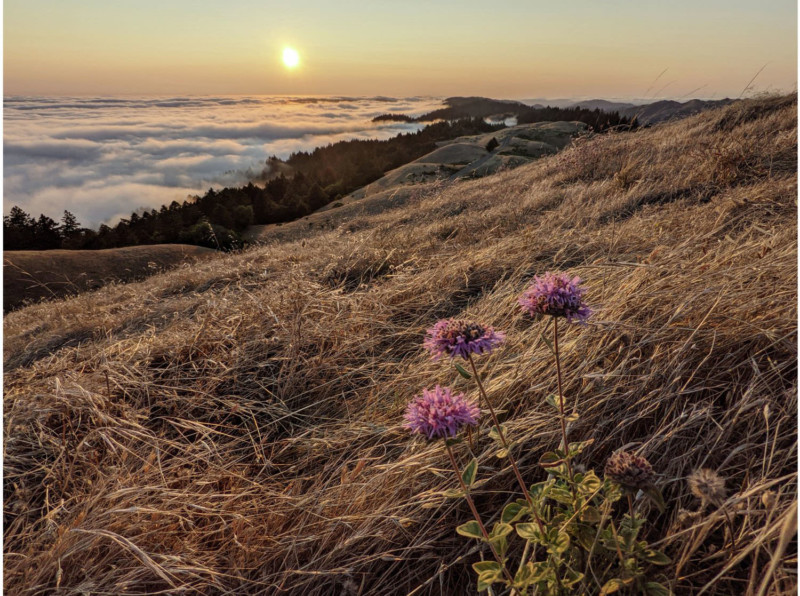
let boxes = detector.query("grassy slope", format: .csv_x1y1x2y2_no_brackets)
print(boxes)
4,95,797,594
3,244,217,312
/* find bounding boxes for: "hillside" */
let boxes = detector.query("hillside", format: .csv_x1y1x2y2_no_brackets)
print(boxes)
245,121,588,244
3,94,797,594
3,244,217,312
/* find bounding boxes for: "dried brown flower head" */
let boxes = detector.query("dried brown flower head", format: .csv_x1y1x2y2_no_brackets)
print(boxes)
604,450,655,492
688,468,727,507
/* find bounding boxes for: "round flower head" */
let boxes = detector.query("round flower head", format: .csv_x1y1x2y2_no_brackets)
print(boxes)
424,318,506,360
604,451,655,492
404,386,480,440
688,468,727,507
519,272,592,323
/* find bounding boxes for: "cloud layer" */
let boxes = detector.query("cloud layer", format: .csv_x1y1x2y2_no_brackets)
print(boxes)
4,95,440,227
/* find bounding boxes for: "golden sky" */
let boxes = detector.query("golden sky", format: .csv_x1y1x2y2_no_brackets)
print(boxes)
4,0,797,98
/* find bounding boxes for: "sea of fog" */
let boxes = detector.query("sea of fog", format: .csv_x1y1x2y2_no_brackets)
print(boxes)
4,95,442,227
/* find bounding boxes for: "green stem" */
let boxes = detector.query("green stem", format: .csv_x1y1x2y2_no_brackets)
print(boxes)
467,354,547,536
553,318,574,482
446,442,514,585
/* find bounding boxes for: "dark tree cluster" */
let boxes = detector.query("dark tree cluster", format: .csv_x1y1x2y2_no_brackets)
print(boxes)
4,118,500,252
3,208,96,251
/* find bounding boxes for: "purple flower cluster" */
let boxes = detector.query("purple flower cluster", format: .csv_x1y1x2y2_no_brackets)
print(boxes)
519,272,592,324
424,318,506,360
404,386,480,440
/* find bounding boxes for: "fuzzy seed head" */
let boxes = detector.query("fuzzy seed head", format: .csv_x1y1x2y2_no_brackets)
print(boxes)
404,386,480,440
519,271,592,323
688,468,727,507
423,318,505,360
604,450,655,492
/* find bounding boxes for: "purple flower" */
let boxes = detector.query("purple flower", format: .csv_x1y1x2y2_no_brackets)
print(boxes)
519,272,592,324
404,386,480,440
424,318,506,360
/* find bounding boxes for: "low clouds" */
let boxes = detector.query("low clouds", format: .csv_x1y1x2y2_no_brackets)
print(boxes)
4,95,439,227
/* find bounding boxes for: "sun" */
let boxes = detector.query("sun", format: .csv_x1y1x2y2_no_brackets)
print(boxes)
282,47,300,69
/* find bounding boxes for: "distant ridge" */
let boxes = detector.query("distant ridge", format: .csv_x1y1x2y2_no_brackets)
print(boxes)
523,97,734,125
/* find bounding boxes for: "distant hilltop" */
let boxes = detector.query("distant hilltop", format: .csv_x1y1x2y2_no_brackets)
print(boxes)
375,96,734,126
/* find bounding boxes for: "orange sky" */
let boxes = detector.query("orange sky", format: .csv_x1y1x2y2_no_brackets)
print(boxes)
4,0,797,98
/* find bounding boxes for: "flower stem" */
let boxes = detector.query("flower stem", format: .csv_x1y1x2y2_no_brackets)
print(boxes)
467,354,546,535
553,318,574,482
445,442,514,585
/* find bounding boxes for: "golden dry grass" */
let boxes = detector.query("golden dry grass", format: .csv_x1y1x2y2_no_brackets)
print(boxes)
4,94,797,595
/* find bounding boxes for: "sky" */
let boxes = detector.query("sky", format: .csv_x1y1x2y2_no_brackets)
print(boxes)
4,0,797,99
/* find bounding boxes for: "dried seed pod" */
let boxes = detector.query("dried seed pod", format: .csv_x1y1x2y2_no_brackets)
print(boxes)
688,468,727,508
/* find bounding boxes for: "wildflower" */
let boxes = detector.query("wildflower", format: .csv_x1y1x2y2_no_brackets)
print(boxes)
423,318,505,360
604,450,655,492
519,272,592,323
688,468,727,507
404,386,480,440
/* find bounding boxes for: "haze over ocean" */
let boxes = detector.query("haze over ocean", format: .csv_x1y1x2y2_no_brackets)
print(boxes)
4,95,439,226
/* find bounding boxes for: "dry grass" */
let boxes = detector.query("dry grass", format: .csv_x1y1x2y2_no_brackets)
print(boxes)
3,244,217,313
4,94,797,595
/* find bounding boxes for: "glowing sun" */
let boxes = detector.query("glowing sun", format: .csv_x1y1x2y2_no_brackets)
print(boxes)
282,47,300,69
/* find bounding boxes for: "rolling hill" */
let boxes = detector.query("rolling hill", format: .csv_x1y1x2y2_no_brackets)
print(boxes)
3,244,217,312
3,94,796,595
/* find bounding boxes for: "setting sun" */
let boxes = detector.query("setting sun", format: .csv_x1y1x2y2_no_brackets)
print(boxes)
282,47,300,69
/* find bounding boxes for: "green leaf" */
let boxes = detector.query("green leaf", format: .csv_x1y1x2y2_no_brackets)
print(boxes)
600,578,626,595
578,470,603,493
476,567,503,590
547,487,574,505
644,581,673,596
642,484,666,513
549,531,570,555
580,505,602,523
529,480,553,500
491,522,514,538
487,424,506,442
456,520,484,540
545,393,560,410
539,451,564,469
476,575,494,592
472,561,502,574
490,534,509,558
642,549,671,565
574,523,597,550
512,562,535,589
444,437,463,447
454,362,472,379
567,439,595,458
462,458,478,487
501,502,526,524
515,522,544,542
